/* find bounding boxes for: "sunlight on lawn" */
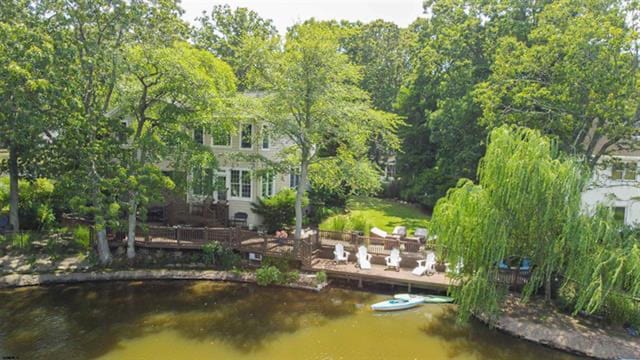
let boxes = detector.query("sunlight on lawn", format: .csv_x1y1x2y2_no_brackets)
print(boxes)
320,196,430,233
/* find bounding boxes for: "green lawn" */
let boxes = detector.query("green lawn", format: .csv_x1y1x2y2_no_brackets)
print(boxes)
0,150,7,161
320,196,430,233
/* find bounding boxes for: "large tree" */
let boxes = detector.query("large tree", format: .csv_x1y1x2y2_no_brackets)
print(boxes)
397,0,552,208
118,41,236,259
432,126,586,320
193,4,278,90
475,0,640,165
0,1,60,232
254,21,401,240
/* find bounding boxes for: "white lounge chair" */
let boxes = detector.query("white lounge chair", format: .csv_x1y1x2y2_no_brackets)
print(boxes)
356,245,372,269
413,252,436,276
385,248,402,271
414,228,428,240
333,243,350,264
370,227,388,239
392,226,407,238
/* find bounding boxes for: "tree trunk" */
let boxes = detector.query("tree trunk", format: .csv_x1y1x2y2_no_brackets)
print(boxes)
96,227,112,265
294,160,309,241
8,144,19,232
92,185,112,265
544,271,552,303
126,196,137,260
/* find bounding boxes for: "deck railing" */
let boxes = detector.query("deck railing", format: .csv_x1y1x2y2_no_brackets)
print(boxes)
317,229,426,256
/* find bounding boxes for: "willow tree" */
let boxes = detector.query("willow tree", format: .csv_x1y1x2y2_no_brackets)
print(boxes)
431,126,587,321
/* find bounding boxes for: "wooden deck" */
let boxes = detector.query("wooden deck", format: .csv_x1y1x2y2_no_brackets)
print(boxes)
308,258,452,291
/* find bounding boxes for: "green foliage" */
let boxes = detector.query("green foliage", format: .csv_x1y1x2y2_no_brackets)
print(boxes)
73,226,91,251
202,241,222,265
202,241,240,269
255,258,300,286
193,4,278,90
0,177,57,230
255,265,282,286
432,126,587,322
251,20,402,239
315,271,327,284
320,196,430,233
11,232,31,250
475,0,640,164
251,189,307,233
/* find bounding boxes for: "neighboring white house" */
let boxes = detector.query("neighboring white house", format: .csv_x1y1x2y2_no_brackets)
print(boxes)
582,149,640,226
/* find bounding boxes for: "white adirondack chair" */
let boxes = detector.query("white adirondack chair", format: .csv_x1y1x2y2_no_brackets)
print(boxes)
333,243,350,264
412,252,436,276
385,248,402,271
356,245,372,269
446,258,464,275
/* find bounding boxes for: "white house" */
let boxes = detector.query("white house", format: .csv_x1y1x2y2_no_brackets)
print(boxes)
170,122,299,228
582,149,640,226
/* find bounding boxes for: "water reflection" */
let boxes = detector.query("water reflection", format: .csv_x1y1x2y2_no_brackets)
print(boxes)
0,281,583,360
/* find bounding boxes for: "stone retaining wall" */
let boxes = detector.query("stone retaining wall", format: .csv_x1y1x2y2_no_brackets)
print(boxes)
0,269,326,292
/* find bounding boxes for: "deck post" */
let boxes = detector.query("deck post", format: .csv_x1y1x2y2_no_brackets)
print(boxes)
358,277,363,288
408,283,411,293
177,228,182,247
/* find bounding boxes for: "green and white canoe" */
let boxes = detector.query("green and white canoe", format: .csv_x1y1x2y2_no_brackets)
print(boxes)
394,293,454,303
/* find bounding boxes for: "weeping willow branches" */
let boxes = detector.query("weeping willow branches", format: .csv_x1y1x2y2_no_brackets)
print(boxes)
434,126,640,324
432,126,595,322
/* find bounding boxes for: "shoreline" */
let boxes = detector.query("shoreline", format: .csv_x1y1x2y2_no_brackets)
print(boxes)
0,268,327,292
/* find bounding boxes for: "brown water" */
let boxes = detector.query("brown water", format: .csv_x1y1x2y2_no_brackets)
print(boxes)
0,281,583,360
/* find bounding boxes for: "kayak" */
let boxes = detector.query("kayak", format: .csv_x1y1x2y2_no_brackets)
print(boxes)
371,296,425,311
394,293,454,303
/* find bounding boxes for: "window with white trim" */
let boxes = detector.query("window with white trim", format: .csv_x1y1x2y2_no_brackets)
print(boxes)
240,124,253,149
215,173,227,201
289,172,300,189
611,162,637,180
261,171,274,197
613,206,626,224
230,169,251,199
262,125,270,149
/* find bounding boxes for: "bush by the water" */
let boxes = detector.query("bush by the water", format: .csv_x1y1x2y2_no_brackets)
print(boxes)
251,188,308,233
255,257,300,286
256,265,282,286
0,177,58,230
202,241,240,269
316,271,327,284
73,226,91,251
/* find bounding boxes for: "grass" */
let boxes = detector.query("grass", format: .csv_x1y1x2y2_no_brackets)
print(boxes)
0,150,7,161
319,196,430,234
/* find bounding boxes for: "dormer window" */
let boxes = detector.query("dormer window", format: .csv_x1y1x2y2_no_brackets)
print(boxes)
611,162,637,180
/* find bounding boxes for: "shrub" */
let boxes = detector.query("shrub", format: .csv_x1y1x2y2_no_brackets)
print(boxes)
0,177,58,230
282,270,299,284
73,226,91,251
349,214,371,236
316,271,327,284
11,232,31,250
202,241,223,265
256,265,282,286
202,241,240,269
251,188,308,233
217,248,240,269
327,215,351,232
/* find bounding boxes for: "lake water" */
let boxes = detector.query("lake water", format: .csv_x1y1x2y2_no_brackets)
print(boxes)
0,281,582,359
